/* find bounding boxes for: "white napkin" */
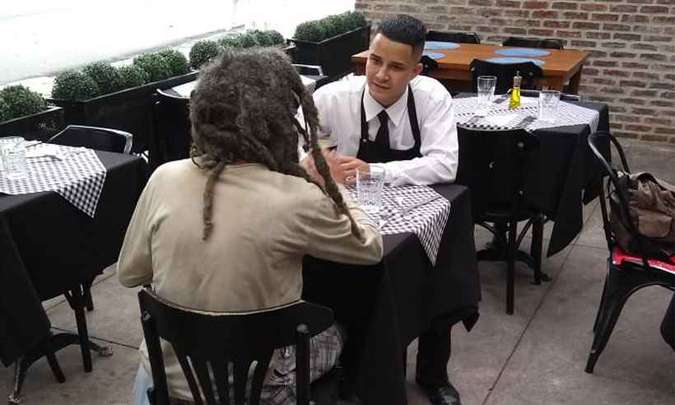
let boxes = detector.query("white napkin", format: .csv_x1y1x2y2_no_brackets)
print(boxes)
483,113,519,126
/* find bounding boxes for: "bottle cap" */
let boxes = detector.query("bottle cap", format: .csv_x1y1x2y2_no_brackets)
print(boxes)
513,71,522,87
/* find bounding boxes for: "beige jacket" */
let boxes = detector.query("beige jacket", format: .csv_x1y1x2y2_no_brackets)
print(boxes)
117,159,382,400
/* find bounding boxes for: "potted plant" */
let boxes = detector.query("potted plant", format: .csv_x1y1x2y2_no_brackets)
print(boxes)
49,52,197,154
189,30,288,70
0,85,64,141
289,11,370,78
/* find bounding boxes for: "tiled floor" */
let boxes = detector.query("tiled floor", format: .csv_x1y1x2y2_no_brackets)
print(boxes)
1,138,674,405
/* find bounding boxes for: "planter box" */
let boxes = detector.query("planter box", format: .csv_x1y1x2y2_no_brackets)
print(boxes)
289,25,371,78
49,71,198,154
0,106,65,141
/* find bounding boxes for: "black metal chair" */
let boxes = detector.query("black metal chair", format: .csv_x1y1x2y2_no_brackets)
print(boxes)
138,288,336,405
48,124,133,154
585,131,675,373
427,30,481,44
502,37,564,50
152,89,191,170
456,125,547,314
470,59,543,94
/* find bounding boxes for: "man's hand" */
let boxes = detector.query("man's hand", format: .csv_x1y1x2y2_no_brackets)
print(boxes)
335,155,369,185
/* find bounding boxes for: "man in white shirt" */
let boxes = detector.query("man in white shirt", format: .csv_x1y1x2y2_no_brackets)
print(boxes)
308,14,462,405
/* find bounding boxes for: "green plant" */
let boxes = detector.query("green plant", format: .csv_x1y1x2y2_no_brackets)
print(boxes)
248,29,273,46
344,11,367,30
116,65,149,89
51,70,100,101
158,49,190,76
189,40,221,69
0,85,47,120
237,32,259,48
267,30,285,45
325,14,349,37
133,53,172,82
218,35,243,49
82,62,123,96
0,97,10,122
293,20,326,42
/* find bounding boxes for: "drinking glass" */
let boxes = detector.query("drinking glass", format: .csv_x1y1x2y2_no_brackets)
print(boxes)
356,166,385,218
538,90,561,123
0,137,27,180
476,76,497,111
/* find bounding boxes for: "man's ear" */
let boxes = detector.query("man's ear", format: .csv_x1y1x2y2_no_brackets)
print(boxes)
412,62,423,78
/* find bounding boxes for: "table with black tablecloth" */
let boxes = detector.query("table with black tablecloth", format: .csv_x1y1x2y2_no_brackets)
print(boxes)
303,184,480,405
0,151,147,365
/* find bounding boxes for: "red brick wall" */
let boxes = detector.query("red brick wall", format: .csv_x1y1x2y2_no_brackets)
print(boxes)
354,0,675,144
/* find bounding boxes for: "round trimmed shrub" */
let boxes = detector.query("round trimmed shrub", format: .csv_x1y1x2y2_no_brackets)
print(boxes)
82,62,122,96
157,49,189,77
293,20,326,42
344,11,367,30
218,36,243,49
323,15,344,38
133,53,172,82
51,70,100,101
249,29,274,46
116,65,149,89
189,40,221,69
237,32,259,48
0,85,47,120
0,97,10,122
267,30,285,45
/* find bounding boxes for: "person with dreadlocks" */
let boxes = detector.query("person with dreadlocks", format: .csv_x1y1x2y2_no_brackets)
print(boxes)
304,14,463,405
117,48,382,405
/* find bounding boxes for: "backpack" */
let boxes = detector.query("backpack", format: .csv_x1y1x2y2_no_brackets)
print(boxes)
610,172,675,261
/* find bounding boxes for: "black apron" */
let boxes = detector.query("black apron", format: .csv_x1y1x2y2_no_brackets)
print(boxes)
357,85,422,163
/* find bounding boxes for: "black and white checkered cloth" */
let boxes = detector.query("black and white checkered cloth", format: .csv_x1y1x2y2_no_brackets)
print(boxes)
0,144,106,217
350,185,451,266
454,96,600,133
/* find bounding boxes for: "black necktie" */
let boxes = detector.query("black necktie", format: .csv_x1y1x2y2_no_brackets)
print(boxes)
376,110,390,150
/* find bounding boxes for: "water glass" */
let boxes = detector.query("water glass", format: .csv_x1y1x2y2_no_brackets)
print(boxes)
356,166,385,218
538,90,561,123
477,75,497,109
0,137,27,180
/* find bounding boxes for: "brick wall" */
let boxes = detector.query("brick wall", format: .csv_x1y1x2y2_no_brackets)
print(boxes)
354,0,675,144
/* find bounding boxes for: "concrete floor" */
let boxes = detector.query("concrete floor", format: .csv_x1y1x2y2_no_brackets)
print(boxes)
1,138,674,405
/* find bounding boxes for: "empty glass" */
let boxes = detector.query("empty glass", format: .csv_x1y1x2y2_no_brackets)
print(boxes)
477,76,497,111
356,166,385,218
538,90,561,123
0,137,27,180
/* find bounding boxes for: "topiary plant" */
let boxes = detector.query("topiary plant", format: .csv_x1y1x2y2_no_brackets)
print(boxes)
0,98,9,122
293,20,327,42
133,53,172,82
218,35,243,49
0,85,47,120
248,29,274,46
116,65,149,89
82,62,123,96
343,11,367,31
189,40,221,69
267,30,285,45
326,14,350,37
237,32,259,48
157,49,190,77
51,70,100,101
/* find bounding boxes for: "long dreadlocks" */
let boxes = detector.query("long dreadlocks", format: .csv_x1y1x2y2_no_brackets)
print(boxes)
189,47,364,241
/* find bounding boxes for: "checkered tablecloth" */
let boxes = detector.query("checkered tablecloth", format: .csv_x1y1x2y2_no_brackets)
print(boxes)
453,96,600,133
0,144,106,217
350,185,451,266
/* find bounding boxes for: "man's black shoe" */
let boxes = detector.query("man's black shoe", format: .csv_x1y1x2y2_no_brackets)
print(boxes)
417,382,461,405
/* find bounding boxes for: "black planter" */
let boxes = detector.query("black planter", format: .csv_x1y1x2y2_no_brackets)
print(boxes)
0,107,65,141
49,71,198,153
290,25,371,78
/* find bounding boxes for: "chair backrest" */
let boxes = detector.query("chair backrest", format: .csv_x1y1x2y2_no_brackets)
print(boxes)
138,288,334,405
455,125,539,221
153,89,191,168
48,124,133,154
470,59,544,94
502,36,564,50
292,63,324,76
426,30,481,44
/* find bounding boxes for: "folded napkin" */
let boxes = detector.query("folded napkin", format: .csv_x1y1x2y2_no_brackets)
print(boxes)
483,113,519,126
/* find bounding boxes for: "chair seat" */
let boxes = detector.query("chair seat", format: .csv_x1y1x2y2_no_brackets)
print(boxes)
612,247,675,275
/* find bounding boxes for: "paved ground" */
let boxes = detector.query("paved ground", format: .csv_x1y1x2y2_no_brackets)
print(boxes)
1,138,673,404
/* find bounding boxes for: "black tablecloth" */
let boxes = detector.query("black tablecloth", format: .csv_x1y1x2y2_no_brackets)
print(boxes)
303,184,480,405
0,151,147,365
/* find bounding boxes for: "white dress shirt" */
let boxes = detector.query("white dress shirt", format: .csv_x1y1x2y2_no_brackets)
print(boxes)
311,75,458,186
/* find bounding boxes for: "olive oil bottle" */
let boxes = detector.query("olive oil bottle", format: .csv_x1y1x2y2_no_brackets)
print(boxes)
509,71,522,109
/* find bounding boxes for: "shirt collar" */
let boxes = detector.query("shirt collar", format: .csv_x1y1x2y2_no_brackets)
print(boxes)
363,84,409,128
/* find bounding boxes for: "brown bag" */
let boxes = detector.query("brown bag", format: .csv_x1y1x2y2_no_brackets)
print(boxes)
610,172,675,260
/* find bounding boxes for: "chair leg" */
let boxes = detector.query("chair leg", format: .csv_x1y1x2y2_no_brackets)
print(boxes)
9,358,27,405
530,213,544,285
67,287,93,372
592,274,610,334
83,280,94,312
506,220,517,315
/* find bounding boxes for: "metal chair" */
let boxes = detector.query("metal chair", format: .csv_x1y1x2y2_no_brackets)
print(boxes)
139,288,336,405
427,30,481,44
48,124,133,154
152,89,191,170
470,59,543,94
585,131,675,373
502,37,564,50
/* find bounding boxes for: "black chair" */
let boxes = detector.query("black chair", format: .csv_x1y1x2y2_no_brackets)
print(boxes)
427,30,481,44
470,59,543,94
502,36,564,50
585,131,675,373
48,124,133,154
138,288,336,405
152,89,191,170
456,125,547,314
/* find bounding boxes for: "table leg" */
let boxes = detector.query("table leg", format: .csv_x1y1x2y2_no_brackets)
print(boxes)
567,69,583,94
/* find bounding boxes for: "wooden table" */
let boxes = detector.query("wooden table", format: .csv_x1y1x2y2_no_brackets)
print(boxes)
351,43,589,93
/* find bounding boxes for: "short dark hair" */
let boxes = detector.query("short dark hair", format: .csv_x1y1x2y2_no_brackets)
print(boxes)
375,14,426,57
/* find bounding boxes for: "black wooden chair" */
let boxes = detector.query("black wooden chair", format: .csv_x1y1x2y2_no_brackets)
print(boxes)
456,125,548,314
427,30,481,44
152,89,191,171
138,288,336,405
585,131,675,373
470,59,543,94
48,124,133,154
502,36,564,50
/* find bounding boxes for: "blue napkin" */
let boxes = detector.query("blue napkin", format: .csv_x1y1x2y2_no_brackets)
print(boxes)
486,57,545,66
422,51,445,60
495,48,551,57
424,41,460,50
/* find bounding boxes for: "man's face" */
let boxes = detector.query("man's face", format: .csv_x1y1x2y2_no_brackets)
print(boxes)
365,33,423,107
